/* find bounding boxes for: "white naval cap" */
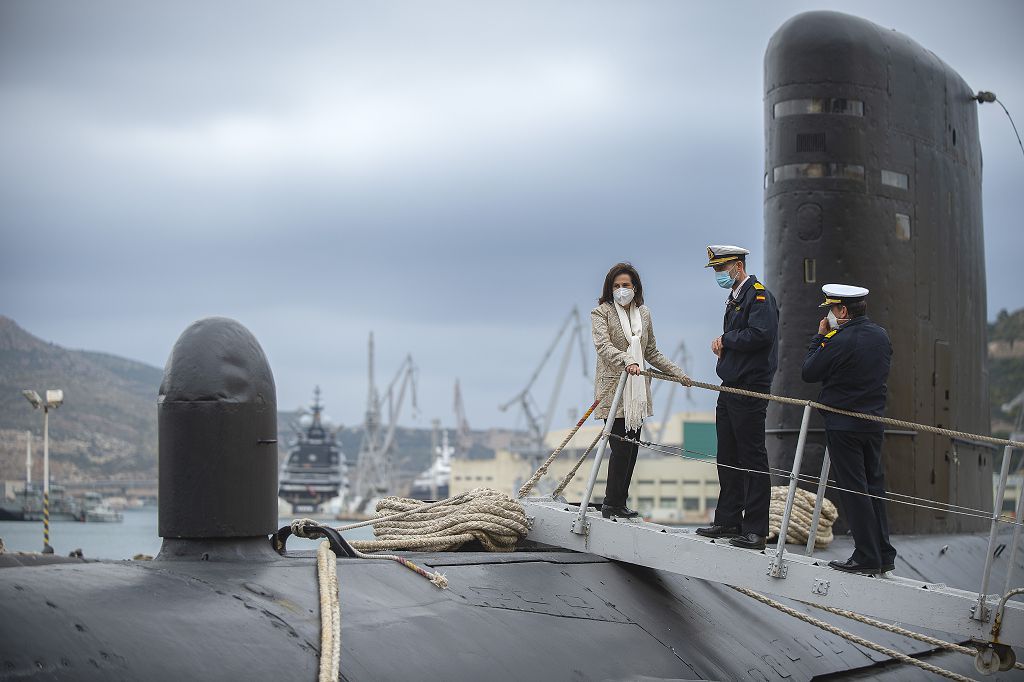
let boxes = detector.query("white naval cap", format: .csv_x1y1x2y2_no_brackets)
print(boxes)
704,244,750,267
820,283,870,308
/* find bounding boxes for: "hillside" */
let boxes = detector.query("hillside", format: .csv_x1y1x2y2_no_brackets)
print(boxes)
0,316,163,481
990,308,1024,438
0,317,501,486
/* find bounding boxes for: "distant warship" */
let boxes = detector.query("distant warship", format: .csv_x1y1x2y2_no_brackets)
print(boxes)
278,388,347,514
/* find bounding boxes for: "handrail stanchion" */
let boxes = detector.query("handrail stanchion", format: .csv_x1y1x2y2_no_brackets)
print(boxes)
975,445,1013,621
771,403,811,578
1002,466,1024,599
572,370,628,535
805,447,830,557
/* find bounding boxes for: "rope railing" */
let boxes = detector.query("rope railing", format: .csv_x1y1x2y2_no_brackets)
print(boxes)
643,368,1024,450
609,433,1024,527
517,368,1023,518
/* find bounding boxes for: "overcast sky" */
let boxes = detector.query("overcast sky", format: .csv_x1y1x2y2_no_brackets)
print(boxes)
1,1,1022,434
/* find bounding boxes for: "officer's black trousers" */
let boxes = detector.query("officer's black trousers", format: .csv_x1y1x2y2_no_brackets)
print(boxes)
713,391,770,536
826,429,897,568
602,418,639,509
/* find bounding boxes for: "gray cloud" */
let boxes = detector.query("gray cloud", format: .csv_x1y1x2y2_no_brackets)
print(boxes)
2,0,1022,429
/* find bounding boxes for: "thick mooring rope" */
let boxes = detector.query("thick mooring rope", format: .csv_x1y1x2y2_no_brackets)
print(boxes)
351,488,529,554
518,382,615,498
316,540,341,682
551,430,604,499
808,601,1024,671
733,586,977,681
769,486,838,548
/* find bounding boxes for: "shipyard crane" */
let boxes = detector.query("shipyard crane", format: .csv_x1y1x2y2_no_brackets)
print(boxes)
352,333,418,514
454,379,472,457
641,341,694,444
499,307,590,468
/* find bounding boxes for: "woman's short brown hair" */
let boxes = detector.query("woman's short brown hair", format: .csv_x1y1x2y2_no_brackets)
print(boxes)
599,262,644,306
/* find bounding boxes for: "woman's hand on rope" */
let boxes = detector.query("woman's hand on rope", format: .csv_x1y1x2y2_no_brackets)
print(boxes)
626,363,641,375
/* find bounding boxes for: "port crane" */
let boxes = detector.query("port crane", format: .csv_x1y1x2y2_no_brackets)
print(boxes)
454,379,472,457
352,333,418,514
499,307,590,470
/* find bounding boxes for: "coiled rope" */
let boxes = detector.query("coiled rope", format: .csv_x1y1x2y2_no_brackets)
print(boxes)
769,486,837,547
733,586,977,681
350,488,529,554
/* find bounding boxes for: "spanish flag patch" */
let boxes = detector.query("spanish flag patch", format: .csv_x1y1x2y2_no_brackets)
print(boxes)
756,295,766,301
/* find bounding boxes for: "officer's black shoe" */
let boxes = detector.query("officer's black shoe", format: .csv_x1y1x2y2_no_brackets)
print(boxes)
695,525,741,539
729,533,767,550
828,558,882,575
619,506,640,518
601,505,626,519
881,563,895,573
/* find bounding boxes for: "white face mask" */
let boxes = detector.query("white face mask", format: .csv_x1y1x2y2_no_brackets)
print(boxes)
613,287,635,306
827,308,848,330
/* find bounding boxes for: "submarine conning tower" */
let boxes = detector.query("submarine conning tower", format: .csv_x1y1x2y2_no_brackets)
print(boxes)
157,317,280,558
763,11,990,534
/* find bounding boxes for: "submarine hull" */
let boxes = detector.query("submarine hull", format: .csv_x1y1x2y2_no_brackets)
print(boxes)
1,535,1021,681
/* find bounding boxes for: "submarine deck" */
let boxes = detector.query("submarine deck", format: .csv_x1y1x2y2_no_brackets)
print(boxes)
2,531,1023,680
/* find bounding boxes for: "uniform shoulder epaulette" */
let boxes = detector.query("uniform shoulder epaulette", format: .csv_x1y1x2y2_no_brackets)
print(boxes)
753,282,765,290
824,330,838,339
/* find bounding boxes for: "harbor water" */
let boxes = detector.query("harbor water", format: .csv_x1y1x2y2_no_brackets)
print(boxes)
0,507,374,560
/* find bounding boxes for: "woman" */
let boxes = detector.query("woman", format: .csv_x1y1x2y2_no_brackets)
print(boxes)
592,262,690,519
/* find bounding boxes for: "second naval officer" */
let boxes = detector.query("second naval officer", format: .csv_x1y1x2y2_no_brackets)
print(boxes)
801,284,897,574
697,245,779,550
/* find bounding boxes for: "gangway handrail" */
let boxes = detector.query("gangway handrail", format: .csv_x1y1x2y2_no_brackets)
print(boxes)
516,366,1024,650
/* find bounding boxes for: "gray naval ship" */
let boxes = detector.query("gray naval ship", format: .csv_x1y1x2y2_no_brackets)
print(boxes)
1,11,1021,681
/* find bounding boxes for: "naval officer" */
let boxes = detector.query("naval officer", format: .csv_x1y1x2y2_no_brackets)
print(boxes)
801,284,897,574
697,245,778,550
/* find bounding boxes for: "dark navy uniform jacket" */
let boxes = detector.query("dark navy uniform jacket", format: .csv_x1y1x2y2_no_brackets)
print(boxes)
801,316,892,432
716,275,779,389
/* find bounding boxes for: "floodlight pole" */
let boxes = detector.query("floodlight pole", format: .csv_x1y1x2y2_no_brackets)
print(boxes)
25,430,31,486
42,405,52,554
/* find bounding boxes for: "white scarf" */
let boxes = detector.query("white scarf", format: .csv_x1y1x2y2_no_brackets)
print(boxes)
614,302,647,432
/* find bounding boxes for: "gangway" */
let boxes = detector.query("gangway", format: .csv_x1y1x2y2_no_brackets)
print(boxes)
519,369,1024,668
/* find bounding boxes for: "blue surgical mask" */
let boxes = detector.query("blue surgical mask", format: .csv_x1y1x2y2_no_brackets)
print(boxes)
715,269,735,289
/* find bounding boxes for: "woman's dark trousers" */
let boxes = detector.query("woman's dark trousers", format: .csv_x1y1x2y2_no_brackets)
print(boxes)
603,418,640,508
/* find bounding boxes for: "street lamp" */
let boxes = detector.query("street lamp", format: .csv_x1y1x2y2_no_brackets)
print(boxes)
22,388,64,554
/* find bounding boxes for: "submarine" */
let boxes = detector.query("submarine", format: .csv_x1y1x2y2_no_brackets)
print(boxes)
762,11,991,534
1,11,1021,681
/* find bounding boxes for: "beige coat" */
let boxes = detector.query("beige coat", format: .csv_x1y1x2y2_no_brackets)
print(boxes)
591,302,684,420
